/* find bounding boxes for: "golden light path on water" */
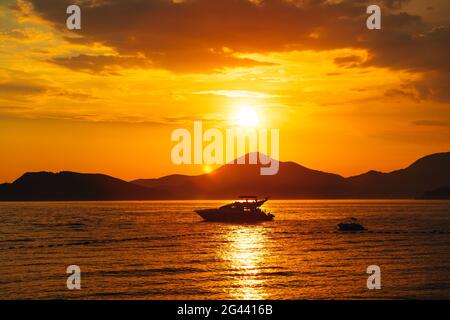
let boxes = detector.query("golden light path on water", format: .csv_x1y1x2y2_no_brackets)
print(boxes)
221,226,268,300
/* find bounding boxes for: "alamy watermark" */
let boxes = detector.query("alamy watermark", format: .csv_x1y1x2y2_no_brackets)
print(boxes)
366,265,381,289
66,265,81,290
171,121,280,176
66,5,81,30
366,5,381,30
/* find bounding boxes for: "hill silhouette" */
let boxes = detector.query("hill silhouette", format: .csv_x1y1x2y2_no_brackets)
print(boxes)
345,152,450,197
134,156,347,199
132,152,450,199
421,186,450,199
0,171,167,201
1,152,449,200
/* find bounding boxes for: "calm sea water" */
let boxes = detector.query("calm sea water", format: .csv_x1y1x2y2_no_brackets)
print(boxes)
0,200,449,299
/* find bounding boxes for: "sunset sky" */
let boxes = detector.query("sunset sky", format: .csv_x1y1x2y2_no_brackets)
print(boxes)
0,0,449,183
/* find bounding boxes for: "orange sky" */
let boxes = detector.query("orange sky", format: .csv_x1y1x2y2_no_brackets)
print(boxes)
0,0,449,183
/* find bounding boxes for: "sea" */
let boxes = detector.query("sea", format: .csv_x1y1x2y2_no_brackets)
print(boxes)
0,200,449,299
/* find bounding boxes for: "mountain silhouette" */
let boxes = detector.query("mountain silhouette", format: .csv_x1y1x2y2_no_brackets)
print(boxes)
132,152,450,199
346,152,450,197
134,155,347,199
1,152,449,200
421,186,450,199
0,171,167,201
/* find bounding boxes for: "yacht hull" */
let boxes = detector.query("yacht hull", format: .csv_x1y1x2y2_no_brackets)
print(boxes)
195,209,273,222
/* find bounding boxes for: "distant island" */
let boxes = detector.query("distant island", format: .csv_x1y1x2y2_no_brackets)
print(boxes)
0,152,449,201
420,186,450,200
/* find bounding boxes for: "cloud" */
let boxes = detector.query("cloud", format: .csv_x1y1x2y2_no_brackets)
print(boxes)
193,90,278,99
412,120,450,127
334,55,365,68
0,74,97,102
0,105,31,111
18,0,450,101
0,29,29,40
385,71,450,102
50,54,153,75
161,113,226,125
0,80,47,95
0,110,227,126
363,25,450,72
380,0,411,10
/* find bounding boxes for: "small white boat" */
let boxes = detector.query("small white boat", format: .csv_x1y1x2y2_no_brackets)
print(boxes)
338,217,367,231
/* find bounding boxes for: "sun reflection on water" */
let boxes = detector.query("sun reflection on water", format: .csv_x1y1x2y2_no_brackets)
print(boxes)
221,225,269,299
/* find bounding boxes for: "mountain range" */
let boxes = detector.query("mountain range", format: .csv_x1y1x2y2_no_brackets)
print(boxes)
0,152,449,201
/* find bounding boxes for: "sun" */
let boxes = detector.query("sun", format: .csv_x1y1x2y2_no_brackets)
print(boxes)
235,107,260,127
202,165,214,174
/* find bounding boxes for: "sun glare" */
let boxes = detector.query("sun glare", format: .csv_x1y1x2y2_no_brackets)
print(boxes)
236,107,260,127
202,165,213,174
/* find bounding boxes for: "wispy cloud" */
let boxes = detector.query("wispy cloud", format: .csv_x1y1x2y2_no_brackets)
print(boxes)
412,120,450,127
0,80,47,95
193,90,279,99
